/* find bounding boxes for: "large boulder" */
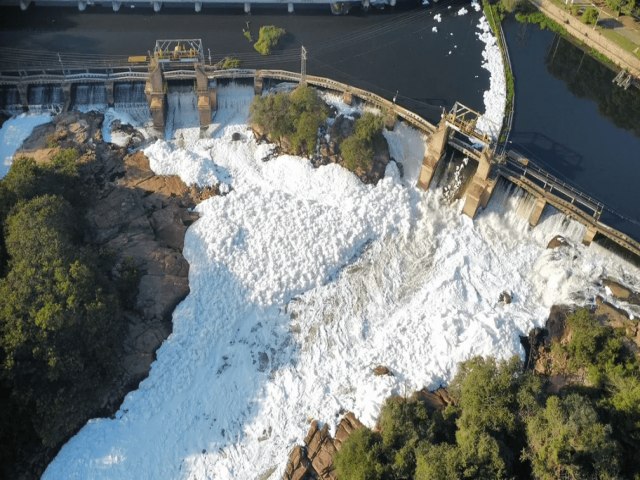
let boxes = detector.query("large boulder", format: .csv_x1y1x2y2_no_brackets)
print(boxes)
547,235,568,249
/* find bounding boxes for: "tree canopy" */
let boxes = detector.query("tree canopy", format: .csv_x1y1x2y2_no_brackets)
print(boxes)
0,149,126,476
336,309,640,479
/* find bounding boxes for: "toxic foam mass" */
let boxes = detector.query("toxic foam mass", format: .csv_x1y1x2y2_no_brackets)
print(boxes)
41,7,639,480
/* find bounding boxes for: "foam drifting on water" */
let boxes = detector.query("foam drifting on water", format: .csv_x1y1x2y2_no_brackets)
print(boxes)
475,14,507,139
43,86,640,480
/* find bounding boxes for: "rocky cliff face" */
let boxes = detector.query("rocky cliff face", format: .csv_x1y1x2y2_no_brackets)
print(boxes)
18,110,216,409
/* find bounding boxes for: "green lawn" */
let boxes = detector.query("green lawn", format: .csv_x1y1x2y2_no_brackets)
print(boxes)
597,26,640,58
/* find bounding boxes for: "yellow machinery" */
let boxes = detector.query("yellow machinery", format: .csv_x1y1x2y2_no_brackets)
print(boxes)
127,55,148,63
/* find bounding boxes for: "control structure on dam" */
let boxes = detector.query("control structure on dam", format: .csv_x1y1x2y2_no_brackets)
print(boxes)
1,40,639,260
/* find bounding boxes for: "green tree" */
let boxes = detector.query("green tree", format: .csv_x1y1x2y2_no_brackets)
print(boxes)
334,428,388,480
0,194,121,447
340,135,373,173
253,26,286,55
525,394,620,480
354,112,384,142
250,85,327,156
415,443,464,480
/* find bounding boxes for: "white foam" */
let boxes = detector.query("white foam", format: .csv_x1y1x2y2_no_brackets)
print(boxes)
458,7,469,15
0,113,52,178
475,15,507,139
43,86,640,480
434,13,442,22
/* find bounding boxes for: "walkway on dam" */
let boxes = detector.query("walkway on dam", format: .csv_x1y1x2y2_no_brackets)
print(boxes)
1,61,638,259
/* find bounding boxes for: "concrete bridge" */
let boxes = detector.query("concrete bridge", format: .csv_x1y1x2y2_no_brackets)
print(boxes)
4,0,388,14
2,61,639,259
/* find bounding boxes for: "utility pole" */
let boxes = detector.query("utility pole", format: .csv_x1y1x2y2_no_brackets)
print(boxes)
300,45,307,85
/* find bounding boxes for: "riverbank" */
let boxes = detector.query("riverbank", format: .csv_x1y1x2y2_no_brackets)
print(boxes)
0,111,217,479
523,0,640,80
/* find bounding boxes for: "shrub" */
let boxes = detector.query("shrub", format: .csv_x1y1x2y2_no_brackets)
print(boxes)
339,112,383,174
581,7,599,25
250,85,327,156
340,135,373,173
219,57,241,69
354,112,383,142
415,443,463,480
334,428,388,480
525,394,620,479
253,25,286,56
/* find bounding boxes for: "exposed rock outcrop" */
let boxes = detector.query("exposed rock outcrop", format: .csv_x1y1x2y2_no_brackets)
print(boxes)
499,290,512,304
603,278,640,305
547,235,568,249
18,110,216,405
284,412,365,480
373,365,392,376
253,111,391,185
315,113,391,184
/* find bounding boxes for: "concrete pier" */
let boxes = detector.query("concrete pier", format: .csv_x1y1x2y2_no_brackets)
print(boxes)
288,2,294,12
254,76,263,95
195,64,213,128
461,148,493,219
528,197,547,227
418,121,449,190
17,84,29,110
62,83,72,112
342,90,353,106
145,60,166,130
105,82,115,107
582,226,598,246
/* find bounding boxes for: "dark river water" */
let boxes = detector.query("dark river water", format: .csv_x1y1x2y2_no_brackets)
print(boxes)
1,2,639,238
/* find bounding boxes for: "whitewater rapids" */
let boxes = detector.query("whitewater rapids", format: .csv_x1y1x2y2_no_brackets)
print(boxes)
40,82,640,479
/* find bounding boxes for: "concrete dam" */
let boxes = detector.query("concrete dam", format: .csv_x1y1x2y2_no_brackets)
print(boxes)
0,0,385,14
1,41,639,260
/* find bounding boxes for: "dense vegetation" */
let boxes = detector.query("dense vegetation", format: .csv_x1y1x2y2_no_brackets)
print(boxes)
340,112,384,173
217,56,241,69
253,25,286,55
250,85,328,156
336,309,640,479
250,86,386,176
0,152,127,478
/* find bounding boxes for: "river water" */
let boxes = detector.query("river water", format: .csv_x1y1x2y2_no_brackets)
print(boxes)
1,1,639,239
